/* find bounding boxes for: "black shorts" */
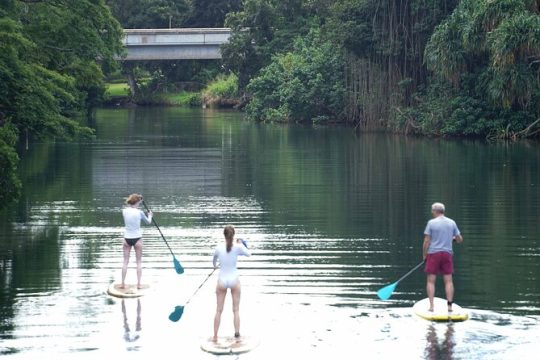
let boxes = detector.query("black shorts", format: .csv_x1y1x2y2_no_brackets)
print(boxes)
125,238,141,246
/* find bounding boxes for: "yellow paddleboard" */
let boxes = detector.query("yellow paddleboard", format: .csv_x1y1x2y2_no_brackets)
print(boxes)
106,283,149,298
201,336,259,355
413,297,468,322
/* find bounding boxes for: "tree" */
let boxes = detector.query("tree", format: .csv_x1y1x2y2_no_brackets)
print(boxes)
246,29,345,123
21,0,124,112
0,1,123,207
185,0,242,27
106,0,190,28
420,0,540,138
221,0,313,91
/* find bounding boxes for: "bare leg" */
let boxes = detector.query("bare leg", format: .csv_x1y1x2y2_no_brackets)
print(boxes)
134,240,143,288
121,240,131,288
426,274,436,311
231,280,242,338
443,274,454,311
213,282,227,342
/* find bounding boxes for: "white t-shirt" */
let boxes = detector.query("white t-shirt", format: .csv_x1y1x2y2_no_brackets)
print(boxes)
122,207,152,239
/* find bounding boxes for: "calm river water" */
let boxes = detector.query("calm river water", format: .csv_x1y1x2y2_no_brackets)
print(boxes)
1,107,539,359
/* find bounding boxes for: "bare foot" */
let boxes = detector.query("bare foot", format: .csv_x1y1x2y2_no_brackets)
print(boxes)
119,284,125,289
428,307,434,312
137,284,143,289
211,336,218,343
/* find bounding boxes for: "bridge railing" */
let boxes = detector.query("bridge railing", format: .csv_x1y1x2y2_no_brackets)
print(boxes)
120,28,231,61
123,28,231,46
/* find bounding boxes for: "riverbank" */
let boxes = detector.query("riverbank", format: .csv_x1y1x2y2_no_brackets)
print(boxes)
104,74,242,109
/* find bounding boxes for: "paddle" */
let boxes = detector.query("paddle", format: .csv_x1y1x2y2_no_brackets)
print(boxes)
377,260,425,300
141,201,184,274
169,268,216,322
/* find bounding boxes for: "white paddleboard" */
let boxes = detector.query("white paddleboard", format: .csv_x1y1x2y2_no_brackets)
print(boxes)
413,297,469,322
201,336,259,355
107,283,149,298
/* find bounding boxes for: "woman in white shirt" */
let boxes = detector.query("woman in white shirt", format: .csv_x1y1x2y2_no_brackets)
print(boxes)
122,194,152,289
212,225,250,341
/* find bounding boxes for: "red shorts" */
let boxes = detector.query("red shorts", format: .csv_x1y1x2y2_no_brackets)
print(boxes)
425,252,454,275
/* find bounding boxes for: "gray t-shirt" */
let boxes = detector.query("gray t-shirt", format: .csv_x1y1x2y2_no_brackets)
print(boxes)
424,215,460,254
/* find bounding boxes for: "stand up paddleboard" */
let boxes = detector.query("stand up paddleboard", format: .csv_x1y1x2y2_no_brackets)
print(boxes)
201,336,259,355
107,283,149,298
413,297,469,322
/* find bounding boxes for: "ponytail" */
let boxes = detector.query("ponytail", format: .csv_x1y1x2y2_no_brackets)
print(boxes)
223,225,235,253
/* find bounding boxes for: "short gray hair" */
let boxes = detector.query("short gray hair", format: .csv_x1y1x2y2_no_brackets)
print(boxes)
431,202,445,213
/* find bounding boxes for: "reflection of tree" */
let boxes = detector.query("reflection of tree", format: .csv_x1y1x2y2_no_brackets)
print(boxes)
0,226,61,335
425,323,455,360
220,121,540,306
122,299,142,343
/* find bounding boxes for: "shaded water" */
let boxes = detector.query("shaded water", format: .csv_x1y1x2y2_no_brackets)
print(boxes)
0,107,539,359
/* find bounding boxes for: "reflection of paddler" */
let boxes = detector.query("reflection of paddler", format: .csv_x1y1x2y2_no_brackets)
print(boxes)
212,225,251,342
122,299,142,342
425,323,455,359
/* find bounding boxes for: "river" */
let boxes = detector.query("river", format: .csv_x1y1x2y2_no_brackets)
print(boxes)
0,107,539,359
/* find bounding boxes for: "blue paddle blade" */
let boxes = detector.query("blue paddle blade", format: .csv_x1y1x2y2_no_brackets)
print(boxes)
377,282,398,300
169,306,184,322
173,256,184,274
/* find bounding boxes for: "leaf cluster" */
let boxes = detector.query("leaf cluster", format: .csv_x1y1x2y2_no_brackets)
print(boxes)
245,29,345,123
419,0,540,138
0,0,123,207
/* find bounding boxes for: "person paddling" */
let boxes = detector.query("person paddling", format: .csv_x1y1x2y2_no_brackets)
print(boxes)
212,225,251,342
423,202,463,312
122,194,152,289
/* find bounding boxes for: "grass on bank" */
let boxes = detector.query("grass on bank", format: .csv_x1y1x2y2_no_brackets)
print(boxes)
202,73,239,105
163,91,202,106
105,83,130,97
104,74,239,107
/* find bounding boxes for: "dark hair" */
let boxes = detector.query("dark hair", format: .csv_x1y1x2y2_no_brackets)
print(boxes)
224,225,235,253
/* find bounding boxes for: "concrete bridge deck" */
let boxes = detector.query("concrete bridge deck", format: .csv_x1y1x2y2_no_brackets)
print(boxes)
121,28,231,61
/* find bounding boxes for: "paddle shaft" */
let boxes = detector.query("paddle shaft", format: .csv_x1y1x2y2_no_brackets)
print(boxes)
395,260,425,284
185,268,216,305
142,201,175,257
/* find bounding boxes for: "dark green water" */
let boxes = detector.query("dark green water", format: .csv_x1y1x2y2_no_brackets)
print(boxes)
0,107,539,359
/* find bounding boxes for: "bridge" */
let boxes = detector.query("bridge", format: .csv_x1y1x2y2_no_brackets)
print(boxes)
121,28,231,61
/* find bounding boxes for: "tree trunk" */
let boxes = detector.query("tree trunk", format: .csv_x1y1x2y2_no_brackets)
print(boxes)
124,63,139,98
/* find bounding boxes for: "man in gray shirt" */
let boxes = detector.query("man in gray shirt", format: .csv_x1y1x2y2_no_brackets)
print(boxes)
423,202,463,312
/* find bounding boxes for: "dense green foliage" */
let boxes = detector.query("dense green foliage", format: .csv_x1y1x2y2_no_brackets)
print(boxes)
185,0,242,27
0,124,20,205
221,0,315,90
245,30,345,123
222,0,461,125
106,0,189,28
407,0,540,139
221,0,539,137
0,0,123,207
203,73,239,105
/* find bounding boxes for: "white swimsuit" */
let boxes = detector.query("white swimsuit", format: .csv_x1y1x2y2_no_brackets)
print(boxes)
213,243,251,288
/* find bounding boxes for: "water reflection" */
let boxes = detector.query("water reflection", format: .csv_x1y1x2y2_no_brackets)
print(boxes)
425,323,455,360
121,299,142,346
